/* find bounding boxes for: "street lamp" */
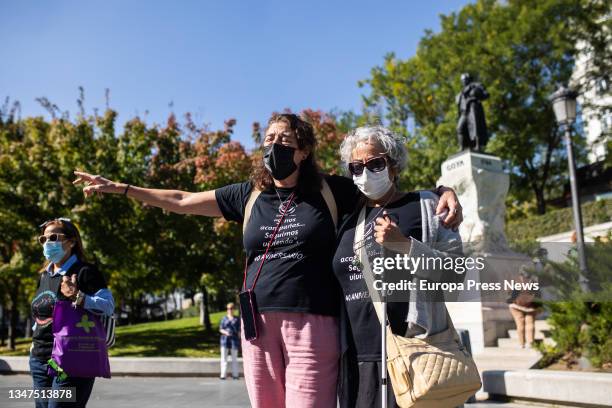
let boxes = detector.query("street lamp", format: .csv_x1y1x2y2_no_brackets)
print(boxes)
549,85,589,291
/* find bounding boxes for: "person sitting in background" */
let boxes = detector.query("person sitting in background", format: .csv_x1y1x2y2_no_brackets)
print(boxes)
508,266,541,348
219,302,240,380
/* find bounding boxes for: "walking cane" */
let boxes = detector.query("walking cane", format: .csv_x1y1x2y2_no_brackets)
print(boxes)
381,294,388,408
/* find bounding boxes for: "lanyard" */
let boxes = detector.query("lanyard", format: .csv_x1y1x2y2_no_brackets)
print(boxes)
242,191,296,291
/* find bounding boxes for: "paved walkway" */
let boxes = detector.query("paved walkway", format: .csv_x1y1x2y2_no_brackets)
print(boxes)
0,374,549,407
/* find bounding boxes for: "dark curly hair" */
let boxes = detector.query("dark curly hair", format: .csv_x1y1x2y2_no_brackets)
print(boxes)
251,113,322,195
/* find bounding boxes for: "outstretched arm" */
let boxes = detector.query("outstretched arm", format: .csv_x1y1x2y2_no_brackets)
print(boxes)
73,171,223,217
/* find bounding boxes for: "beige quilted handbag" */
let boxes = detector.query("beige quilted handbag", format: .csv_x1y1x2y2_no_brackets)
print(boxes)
384,316,482,408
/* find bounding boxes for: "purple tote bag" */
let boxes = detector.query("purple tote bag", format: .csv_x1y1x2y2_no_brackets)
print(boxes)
48,300,111,379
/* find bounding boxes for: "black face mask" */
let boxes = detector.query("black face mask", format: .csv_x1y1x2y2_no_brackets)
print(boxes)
263,143,298,181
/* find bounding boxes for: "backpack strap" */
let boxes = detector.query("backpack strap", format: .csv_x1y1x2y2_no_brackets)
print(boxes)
320,178,337,230
242,187,262,234
241,178,338,233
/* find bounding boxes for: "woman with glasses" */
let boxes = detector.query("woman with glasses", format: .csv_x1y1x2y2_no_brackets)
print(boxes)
30,218,114,408
333,126,464,408
73,113,462,408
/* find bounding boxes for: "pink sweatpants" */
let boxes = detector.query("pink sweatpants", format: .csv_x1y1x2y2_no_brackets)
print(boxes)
241,311,340,408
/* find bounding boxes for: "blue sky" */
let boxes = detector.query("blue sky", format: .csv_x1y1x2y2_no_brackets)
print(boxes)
1,0,471,148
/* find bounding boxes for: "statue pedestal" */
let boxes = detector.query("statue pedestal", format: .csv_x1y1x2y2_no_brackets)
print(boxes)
437,150,530,353
437,150,510,253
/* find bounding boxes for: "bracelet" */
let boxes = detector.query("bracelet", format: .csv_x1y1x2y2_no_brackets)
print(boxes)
435,185,446,195
123,184,130,196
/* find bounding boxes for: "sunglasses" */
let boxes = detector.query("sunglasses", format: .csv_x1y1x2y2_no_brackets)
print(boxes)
39,217,72,229
38,233,68,245
348,156,387,176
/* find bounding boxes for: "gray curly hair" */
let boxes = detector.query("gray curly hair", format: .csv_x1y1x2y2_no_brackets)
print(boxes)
340,125,407,174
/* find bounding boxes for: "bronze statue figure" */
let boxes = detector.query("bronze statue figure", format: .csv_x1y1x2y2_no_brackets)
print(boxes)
456,73,489,152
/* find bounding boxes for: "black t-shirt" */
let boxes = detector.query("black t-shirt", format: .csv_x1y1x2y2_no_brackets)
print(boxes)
332,192,422,360
215,174,358,316
30,259,107,360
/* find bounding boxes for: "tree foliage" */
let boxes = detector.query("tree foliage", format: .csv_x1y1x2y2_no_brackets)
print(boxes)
0,96,347,348
360,0,609,214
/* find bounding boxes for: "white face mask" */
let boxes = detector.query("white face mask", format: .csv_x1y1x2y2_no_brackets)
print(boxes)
352,167,393,200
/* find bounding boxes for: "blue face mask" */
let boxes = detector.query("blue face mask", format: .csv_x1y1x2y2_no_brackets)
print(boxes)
43,241,65,264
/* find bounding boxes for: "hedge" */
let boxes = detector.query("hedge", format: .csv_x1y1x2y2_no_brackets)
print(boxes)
506,199,612,243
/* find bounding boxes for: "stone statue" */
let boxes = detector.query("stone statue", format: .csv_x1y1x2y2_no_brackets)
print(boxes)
456,73,489,152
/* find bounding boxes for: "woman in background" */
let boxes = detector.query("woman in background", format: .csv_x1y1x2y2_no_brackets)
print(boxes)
30,218,114,408
508,266,541,348
219,302,240,380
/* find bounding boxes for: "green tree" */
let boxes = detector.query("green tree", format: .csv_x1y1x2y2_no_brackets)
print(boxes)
0,106,79,348
0,93,352,347
360,0,607,214
0,93,255,341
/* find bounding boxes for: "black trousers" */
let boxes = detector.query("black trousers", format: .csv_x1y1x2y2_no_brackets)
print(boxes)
356,360,400,408
30,355,95,408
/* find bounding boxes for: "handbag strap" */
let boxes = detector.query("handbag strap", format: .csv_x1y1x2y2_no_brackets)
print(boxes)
243,187,262,234
354,205,460,342
354,205,404,359
242,191,296,291
320,178,338,229
355,205,386,321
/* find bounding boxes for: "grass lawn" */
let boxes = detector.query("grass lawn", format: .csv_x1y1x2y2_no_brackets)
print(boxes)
0,337,32,357
0,311,228,358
